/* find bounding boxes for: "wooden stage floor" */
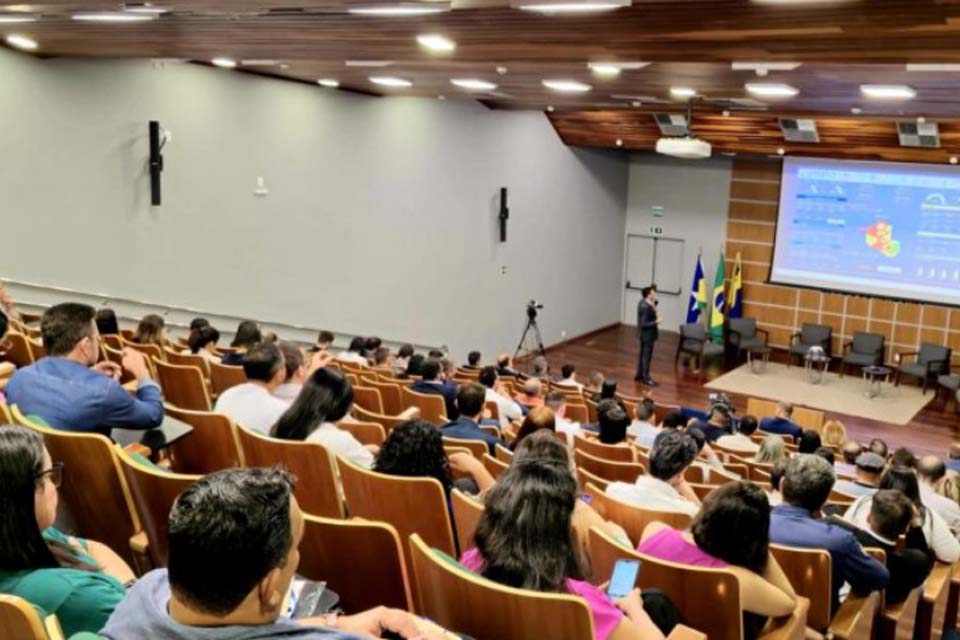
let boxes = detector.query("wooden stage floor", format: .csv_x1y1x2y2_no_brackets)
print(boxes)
541,324,959,457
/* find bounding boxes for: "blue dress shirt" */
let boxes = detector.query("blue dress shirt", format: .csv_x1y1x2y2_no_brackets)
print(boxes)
411,379,460,420
760,417,803,441
440,417,505,454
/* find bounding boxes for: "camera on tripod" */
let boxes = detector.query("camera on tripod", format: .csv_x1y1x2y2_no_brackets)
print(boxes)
526,300,544,320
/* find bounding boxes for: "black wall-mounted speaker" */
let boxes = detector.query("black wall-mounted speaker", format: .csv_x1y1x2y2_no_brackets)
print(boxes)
149,121,163,206
499,187,509,243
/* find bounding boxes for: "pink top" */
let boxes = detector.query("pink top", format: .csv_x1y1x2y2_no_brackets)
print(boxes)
460,548,622,640
636,526,726,568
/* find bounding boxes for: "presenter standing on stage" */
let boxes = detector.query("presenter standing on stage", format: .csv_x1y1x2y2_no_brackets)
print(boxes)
635,285,661,386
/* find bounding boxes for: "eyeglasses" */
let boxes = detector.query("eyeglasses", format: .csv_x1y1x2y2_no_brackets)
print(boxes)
35,462,64,488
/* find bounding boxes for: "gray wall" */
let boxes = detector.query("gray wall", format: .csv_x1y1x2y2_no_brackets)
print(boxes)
0,49,629,359
622,154,732,330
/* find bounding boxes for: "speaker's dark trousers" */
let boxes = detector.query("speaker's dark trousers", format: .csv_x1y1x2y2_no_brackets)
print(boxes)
637,330,657,380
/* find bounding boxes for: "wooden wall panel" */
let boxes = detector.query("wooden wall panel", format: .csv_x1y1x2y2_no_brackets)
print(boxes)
725,158,960,364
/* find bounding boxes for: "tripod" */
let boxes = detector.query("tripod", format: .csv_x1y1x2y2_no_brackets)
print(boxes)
513,314,546,363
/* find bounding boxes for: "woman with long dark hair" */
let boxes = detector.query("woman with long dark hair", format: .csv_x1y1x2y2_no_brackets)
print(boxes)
270,367,376,467
222,320,261,366
131,313,167,347
0,427,133,636
462,453,669,640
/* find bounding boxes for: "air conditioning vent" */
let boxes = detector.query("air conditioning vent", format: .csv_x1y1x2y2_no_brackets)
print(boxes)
780,118,819,143
653,113,689,137
898,121,939,148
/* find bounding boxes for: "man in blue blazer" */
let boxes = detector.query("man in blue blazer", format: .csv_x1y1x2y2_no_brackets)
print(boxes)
441,383,507,454
411,358,459,420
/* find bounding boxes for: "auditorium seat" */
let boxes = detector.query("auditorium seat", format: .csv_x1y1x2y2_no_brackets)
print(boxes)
896,343,953,395
163,348,212,378
588,527,808,640
675,323,724,376
573,449,645,484
153,359,212,412
26,338,44,362
364,379,405,416
481,453,508,480
442,436,487,458
917,562,953,640
352,385,385,414
101,334,124,351
2,332,34,367
0,594,65,640
116,447,199,567
163,406,244,474
573,433,636,462
400,387,447,425
352,404,410,432
0,401,11,424
564,403,588,424
583,483,689,544
101,343,136,384
208,360,246,396
494,443,513,463
450,488,484,551
788,323,833,365
122,337,164,362
336,419,386,446
298,514,412,612
235,425,345,518
727,317,769,361
839,331,885,377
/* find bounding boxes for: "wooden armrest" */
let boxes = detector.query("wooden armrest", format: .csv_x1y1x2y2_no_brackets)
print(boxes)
757,328,770,338
923,562,952,603
828,591,880,640
130,531,149,554
666,625,707,640
759,596,809,640
897,351,919,363
43,614,65,640
925,358,949,373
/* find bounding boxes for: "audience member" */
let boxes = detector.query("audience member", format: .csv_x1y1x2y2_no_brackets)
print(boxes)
759,402,802,441
478,366,523,428
337,337,369,366
271,367,375,467
465,456,675,640
638,482,798,632
769,455,888,615
661,411,686,431
131,313,166,347
102,468,440,640
891,447,917,469
545,390,581,446
274,342,308,403
364,337,382,358
917,456,960,532
222,320,261,366
310,330,335,353
767,460,788,507
496,354,522,379
837,441,862,477
607,430,700,517
0,427,134,637
831,489,932,604
186,325,221,363
627,399,660,448
94,308,119,336
6,303,163,435
591,380,621,405
514,377,545,410
511,406,557,451
693,402,733,443
371,347,392,369
821,420,847,448
798,430,822,455
685,427,739,482
833,452,885,498
814,447,836,466
715,414,760,454
403,353,425,378
869,438,889,459
463,350,482,371
214,342,288,434
529,355,549,379
598,404,631,446
412,358,459,420
376,420,494,497
556,363,582,389
393,344,414,374
754,436,788,466
428,349,445,359
844,466,960,563
585,371,605,395
189,317,210,332
441,383,507,454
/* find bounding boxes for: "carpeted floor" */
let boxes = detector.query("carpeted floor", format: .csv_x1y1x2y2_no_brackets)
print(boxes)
705,362,933,426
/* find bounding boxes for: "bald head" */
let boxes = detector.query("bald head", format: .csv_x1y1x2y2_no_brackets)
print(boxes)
842,440,863,465
918,456,947,483
950,444,960,461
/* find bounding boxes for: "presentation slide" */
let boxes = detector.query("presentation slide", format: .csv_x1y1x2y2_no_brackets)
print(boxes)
771,156,960,306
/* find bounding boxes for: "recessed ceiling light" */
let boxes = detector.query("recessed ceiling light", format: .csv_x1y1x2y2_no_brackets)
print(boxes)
951,157,958,165
417,33,455,52
496,66,508,75
242,59,281,66
515,0,628,13
632,101,641,107
615,139,623,147
0,14,37,23
722,110,731,117
451,78,498,91
370,76,413,87
731,62,802,73
349,4,450,16
345,60,395,67
777,148,786,155
906,63,960,73
542,79,591,93
318,78,339,87
546,105,554,112
670,87,696,98
72,12,155,22
917,116,926,124
5,34,37,50
851,107,862,114
438,95,446,100
589,63,621,77
124,3,168,14
861,84,916,100
211,57,237,69
745,83,799,98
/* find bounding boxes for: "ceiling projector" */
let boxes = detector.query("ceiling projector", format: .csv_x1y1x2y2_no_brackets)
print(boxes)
656,136,712,160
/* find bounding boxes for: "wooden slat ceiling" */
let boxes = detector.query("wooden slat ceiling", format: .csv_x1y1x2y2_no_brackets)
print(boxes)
8,0,960,159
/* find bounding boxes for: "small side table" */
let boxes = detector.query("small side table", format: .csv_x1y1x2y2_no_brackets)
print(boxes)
746,346,772,374
862,365,892,399
805,354,831,385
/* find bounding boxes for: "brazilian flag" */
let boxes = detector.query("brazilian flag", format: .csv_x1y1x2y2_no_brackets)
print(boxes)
709,254,726,344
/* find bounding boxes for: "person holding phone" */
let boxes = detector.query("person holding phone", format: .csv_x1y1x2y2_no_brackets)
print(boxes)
461,455,676,640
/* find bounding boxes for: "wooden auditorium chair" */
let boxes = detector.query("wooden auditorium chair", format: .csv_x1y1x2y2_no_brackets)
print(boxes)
153,359,212,411
208,360,247,397
0,594,65,640
573,449,645,484
573,433,637,462
450,488,484,551
584,484,691,545
336,419,386,447
400,387,448,425
163,406,245,474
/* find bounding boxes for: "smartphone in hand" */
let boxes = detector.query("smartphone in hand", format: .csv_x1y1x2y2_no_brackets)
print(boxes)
606,559,641,599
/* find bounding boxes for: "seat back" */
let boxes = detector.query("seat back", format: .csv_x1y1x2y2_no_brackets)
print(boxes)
101,333,124,350
353,386,385,415
494,443,514,463
0,595,62,640
338,456,456,560
442,436,488,459
26,338,45,362
3,332,34,367
154,359,212,411
482,453,509,480
573,434,636,462
851,332,885,357
918,343,952,373
163,406,244,474
123,339,164,362
681,323,707,341
116,447,199,567
564,404,588,424
451,488,485,551
209,361,247,396
800,323,832,349
585,483,691,545
577,467,610,491
573,449,645,484
164,348,211,377
299,514,412,612
336,420,386,446
409,533,595,640
0,402,11,424
400,387,447,424
235,425,344,518
11,405,142,568
770,543,832,631
363,380,403,416
588,527,744,640
728,317,757,339
352,404,409,432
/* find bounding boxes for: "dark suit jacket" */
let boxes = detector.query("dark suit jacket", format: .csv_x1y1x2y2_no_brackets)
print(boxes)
638,299,659,340
411,380,460,420
441,418,506,454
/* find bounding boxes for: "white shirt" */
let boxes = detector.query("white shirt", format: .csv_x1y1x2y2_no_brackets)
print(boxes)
555,416,581,446
920,483,960,534
715,433,760,454
306,422,375,468
336,351,368,365
214,383,289,434
627,421,660,448
845,494,960,563
555,377,583,390
485,387,522,427
606,475,699,517
273,382,302,404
